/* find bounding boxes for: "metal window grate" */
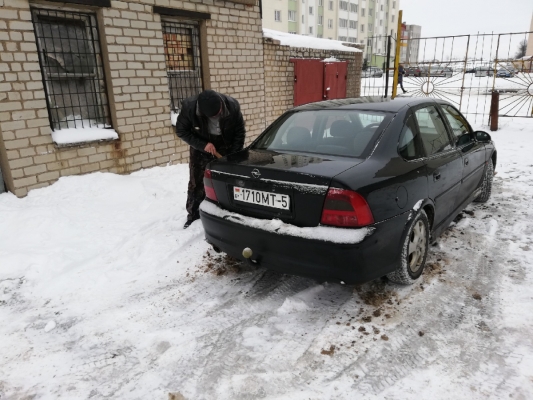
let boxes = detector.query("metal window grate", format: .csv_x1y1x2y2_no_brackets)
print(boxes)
31,8,111,131
162,20,203,113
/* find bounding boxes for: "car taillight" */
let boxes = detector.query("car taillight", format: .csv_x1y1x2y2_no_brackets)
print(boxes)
320,188,374,228
204,169,218,202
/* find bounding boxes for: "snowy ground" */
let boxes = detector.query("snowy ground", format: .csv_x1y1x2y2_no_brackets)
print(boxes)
1,117,533,400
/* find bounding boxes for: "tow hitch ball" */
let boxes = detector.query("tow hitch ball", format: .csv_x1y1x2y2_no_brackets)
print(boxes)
242,247,258,266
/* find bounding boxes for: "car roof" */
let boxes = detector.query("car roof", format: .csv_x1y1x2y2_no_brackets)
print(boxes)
292,97,446,113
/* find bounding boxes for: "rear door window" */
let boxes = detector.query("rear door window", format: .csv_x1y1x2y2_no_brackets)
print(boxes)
414,106,452,156
398,115,425,160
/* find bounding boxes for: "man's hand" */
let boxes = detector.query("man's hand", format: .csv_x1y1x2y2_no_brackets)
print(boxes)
204,142,217,156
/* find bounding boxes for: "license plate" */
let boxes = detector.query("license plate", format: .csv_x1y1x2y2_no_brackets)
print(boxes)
233,187,290,210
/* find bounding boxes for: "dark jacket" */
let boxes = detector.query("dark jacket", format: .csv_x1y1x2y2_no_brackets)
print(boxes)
398,66,405,82
175,93,246,154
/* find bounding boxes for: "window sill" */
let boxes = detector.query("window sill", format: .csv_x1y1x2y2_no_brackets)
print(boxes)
52,128,119,148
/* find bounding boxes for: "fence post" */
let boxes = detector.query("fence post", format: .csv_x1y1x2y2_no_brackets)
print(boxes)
384,36,391,98
489,91,499,131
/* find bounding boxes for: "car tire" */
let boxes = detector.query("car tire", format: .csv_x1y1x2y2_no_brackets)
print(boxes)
387,210,430,285
474,159,494,203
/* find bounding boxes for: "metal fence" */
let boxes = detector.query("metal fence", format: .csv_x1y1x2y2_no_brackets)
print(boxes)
31,8,112,131
361,31,533,124
161,20,203,113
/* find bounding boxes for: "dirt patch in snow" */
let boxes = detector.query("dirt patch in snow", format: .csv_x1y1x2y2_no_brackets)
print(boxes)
354,280,396,307
321,345,336,356
422,261,447,284
201,251,242,276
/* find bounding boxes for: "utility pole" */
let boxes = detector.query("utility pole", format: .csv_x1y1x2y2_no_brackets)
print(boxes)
392,10,403,99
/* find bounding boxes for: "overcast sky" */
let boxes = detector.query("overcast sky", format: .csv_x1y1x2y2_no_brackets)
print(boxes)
398,0,532,61
400,0,532,37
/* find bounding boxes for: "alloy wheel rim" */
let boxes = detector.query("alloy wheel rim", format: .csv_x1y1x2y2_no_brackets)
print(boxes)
408,220,427,273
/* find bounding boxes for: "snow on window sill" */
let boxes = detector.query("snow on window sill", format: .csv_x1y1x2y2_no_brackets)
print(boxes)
51,127,119,147
171,111,179,127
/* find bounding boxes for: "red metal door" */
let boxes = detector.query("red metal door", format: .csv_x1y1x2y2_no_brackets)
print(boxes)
291,59,324,106
324,61,348,100
323,63,338,101
336,61,348,99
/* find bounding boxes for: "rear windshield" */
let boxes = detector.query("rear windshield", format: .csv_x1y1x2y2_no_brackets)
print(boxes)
252,110,390,158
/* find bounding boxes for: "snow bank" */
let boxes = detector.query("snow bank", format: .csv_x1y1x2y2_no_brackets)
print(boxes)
199,200,373,244
263,28,361,53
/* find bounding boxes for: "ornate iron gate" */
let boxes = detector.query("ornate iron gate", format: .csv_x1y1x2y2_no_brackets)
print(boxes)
361,31,533,124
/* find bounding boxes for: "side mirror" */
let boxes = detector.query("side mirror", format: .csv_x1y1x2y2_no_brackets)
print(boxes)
475,131,491,143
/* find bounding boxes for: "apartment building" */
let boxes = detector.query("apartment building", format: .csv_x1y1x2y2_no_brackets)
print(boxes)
526,13,533,57
263,0,400,51
400,24,422,64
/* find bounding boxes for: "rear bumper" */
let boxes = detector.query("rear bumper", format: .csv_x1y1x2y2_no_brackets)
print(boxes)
200,203,411,284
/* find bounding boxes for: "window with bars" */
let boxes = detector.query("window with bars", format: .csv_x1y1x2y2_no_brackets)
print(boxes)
162,20,203,113
31,8,111,131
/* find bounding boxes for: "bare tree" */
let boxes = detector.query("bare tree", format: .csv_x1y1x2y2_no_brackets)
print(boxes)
515,39,528,59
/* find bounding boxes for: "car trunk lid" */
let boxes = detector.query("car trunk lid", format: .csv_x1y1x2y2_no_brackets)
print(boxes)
208,149,364,227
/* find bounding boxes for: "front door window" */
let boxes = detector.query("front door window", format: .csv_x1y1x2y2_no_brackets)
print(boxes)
414,106,452,156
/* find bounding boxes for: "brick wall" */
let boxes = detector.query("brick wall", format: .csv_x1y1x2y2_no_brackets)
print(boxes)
263,39,363,127
0,0,265,197
263,42,293,128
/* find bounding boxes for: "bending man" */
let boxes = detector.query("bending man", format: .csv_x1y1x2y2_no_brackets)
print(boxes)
176,90,246,229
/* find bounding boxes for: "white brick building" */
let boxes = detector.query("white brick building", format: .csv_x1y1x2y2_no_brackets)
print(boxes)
0,0,263,197
0,0,363,197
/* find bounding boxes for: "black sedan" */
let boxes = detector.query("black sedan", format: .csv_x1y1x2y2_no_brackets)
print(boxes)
199,98,496,285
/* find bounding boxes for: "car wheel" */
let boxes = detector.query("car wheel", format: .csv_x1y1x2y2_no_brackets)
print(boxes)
474,159,494,203
387,210,430,285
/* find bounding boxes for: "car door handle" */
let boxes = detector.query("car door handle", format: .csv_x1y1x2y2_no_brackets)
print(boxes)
464,158,469,166
433,172,441,181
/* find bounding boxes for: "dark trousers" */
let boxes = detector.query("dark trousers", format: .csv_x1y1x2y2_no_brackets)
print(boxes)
398,79,406,92
186,135,227,221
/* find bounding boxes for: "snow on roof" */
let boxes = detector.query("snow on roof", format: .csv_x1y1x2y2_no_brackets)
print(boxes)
263,28,361,53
